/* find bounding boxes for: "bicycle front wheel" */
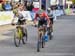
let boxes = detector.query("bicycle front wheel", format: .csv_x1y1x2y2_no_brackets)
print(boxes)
37,40,41,52
14,28,23,47
22,28,28,44
48,27,52,40
37,33,42,52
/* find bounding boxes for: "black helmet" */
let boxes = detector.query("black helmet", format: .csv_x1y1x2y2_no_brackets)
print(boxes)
18,13,23,19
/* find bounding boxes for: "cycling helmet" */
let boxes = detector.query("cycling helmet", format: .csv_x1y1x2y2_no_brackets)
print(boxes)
47,8,51,11
37,9,44,14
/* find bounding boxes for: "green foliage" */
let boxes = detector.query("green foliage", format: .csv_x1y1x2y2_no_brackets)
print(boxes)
72,0,75,4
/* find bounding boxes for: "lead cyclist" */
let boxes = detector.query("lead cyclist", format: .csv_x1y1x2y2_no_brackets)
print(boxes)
34,9,51,39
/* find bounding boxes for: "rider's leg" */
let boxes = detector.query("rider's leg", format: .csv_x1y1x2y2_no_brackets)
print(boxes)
20,25,26,36
50,22,53,37
49,18,53,35
38,28,40,40
38,21,42,40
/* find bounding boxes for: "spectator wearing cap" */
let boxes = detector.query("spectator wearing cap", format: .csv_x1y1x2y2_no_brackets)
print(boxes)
3,1,12,11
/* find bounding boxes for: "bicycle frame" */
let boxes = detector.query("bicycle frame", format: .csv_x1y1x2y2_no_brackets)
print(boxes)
16,26,23,40
37,26,46,52
14,23,27,47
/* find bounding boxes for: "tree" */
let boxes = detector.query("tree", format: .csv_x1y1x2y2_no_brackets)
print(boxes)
72,0,75,4
0,0,3,3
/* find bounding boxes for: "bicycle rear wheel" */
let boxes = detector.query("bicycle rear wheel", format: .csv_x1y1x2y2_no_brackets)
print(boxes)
22,28,28,44
47,27,52,40
42,36,45,48
14,28,23,47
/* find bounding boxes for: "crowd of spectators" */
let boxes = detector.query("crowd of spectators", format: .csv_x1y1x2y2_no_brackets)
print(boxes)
0,1,34,11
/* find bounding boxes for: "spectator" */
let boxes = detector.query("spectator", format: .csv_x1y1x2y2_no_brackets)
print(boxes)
3,1,12,11
12,2,19,17
18,3,25,11
41,5,45,10
26,2,34,11
0,3,3,11
0,0,3,3
24,1,27,6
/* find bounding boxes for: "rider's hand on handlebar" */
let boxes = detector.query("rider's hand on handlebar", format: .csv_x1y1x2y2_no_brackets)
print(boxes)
33,20,37,27
11,23,15,26
34,19,36,24
47,24,50,27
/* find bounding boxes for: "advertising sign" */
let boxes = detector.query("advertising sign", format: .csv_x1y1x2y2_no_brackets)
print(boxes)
0,11,14,25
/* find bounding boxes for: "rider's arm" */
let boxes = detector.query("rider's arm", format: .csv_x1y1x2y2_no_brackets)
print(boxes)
11,14,18,25
34,13,39,24
11,18,14,23
43,12,50,24
11,18,16,25
34,13,39,20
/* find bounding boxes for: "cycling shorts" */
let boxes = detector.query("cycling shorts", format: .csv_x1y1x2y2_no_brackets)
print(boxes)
17,19,26,25
49,17,53,24
38,19,47,28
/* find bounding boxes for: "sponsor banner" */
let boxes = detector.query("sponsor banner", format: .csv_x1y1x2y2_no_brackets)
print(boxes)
33,2,40,8
30,11,36,20
0,11,14,25
20,11,32,20
0,11,35,25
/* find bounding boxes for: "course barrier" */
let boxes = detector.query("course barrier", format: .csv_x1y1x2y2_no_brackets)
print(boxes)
0,11,36,25
0,11,14,25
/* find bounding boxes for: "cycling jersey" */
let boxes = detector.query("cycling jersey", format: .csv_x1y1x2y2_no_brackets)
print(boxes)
13,12,25,25
34,10,50,27
34,12,49,20
17,13,26,25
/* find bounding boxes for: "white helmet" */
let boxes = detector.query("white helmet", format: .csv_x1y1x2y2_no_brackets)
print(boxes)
47,8,51,11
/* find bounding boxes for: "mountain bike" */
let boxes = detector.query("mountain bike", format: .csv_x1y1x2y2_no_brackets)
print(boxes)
14,24,27,47
37,25,46,52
